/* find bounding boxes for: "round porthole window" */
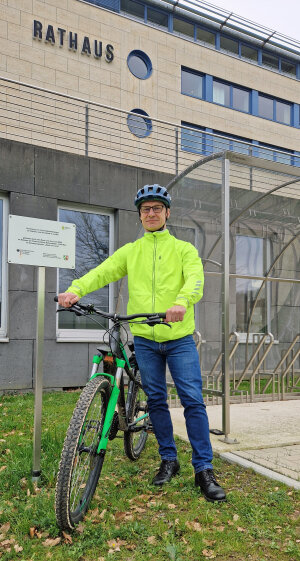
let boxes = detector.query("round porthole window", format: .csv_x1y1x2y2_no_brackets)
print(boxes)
127,50,152,80
127,109,152,138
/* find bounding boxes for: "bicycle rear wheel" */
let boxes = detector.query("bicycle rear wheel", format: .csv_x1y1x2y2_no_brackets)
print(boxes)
124,377,149,461
55,377,110,530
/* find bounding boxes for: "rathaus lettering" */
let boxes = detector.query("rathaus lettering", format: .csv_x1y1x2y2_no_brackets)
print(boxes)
33,20,114,62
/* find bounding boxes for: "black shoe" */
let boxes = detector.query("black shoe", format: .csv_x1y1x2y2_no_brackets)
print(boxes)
195,469,226,502
152,459,180,486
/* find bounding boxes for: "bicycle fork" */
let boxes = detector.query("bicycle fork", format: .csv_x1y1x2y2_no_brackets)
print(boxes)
89,357,126,453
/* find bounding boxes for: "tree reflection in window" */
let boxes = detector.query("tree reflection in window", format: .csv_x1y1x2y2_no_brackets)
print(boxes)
58,209,111,330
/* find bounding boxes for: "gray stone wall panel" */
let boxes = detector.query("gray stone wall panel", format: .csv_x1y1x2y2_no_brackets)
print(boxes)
0,139,34,195
90,159,137,209
34,148,89,204
0,340,33,390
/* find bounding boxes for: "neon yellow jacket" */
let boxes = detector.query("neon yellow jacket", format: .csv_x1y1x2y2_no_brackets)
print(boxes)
67,229,204,342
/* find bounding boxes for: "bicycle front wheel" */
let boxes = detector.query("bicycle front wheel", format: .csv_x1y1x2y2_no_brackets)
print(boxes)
55,377,110,530
124,378,148,461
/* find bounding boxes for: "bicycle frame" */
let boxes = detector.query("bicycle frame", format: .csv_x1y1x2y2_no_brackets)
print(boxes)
88,322,150,454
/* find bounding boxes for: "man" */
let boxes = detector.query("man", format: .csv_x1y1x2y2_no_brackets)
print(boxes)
58,184,226,502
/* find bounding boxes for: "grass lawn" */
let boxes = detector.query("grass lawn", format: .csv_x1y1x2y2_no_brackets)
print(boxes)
0,391,299,561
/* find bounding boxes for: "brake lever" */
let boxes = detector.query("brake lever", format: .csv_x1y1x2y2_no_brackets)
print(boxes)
141,319,172,328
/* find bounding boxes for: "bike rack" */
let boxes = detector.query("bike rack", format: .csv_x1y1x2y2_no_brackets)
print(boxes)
273,334,300,399
202,332,240,405
234,333,274,402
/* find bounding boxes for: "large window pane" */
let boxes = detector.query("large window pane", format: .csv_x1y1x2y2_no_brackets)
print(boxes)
281,59,296,76
241,44,258,62
236,236,266,333
181,68,203,98
220,36,239,55
258,95,273,120
196,27,215,46
120,0,144,19
213,80,230,106
181,122,204,154
262,52,279,70
276,100,291,125
58,209,111,330
147,7,168,28
173,17,194,38
233,86,249,112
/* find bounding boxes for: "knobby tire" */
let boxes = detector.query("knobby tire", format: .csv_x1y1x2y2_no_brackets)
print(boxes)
55,377,110,531
124,377,148,460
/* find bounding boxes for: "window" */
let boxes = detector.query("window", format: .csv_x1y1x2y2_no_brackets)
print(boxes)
127,50,152,79
173,17,194,38
213,131,250,155
147,7,168,28
213,80,230,106
232,86,249,112
258,94,273,120
127,109,152,137
220,35,239,55
262,52,279,71
181,67,203,99
236,235,271,334
241,44,258,62
276,100,291,125
196,27,215,46
281,59,296,77
57,207,113,338
0,197,8,338
120,0,144,19
181,122,205,154
258,94,291,125
258,143,293,165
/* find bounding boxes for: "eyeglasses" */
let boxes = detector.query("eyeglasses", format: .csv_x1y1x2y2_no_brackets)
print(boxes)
140,205,165,215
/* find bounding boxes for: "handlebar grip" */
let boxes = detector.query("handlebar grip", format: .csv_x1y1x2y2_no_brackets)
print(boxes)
54,296,58,302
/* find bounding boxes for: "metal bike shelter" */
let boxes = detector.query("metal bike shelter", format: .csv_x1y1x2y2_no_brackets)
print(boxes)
165,151,300,440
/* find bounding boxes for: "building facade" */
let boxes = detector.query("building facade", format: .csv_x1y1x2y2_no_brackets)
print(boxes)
0,0,299,391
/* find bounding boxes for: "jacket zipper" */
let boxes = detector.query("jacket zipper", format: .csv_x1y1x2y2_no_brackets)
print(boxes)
152,236,157,340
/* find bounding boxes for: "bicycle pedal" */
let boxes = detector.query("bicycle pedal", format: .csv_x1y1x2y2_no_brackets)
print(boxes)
146,423,154,433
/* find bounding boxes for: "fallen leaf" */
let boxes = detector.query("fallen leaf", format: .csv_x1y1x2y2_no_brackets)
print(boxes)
147,536,157,544
99,509,107,519
62,531,72,544
233,514,239,521
202,549,216,559
237,527,246,532
42,537,61,547
29,527,36,539
168,504,176,509
14,544,23,553
0,466,7,473
0,523,10,534
185,520,202,531
76,524,84,534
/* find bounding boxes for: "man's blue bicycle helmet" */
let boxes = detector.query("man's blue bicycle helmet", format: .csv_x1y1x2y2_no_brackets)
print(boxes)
134,184,171,208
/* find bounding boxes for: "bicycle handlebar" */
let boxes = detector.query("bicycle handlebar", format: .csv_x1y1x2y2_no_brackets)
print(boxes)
54,296,167,322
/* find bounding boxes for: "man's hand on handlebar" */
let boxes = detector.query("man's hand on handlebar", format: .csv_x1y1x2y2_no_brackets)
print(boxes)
165,305,186,323
58,292,80,308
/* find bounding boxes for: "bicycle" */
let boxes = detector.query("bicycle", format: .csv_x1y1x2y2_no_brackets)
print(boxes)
54,297,170,531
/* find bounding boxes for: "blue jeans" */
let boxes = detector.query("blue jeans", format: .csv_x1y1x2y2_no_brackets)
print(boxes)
134,335,213,473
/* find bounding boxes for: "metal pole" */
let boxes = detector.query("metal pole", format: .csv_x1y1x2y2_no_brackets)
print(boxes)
32,266,46,481
175,126,179,176
85,103,89,157
221,157,231,440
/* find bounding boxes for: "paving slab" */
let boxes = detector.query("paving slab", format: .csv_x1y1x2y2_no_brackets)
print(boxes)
170,400,300,488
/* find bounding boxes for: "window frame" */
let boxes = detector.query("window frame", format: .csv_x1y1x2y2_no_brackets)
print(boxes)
181,67,204,100
0,195,8,341
56,203,114,342
258,93,292,125
212,79,250,113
